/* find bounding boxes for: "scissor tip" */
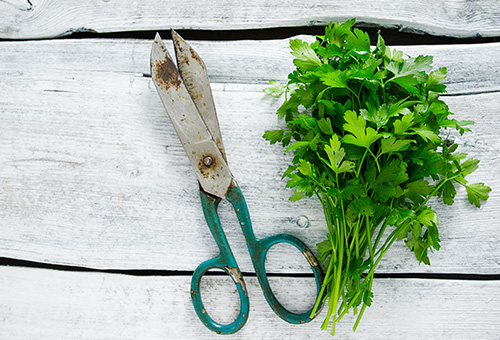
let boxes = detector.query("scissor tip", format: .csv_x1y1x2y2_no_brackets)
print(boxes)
171,29,187,46
154,32,162,42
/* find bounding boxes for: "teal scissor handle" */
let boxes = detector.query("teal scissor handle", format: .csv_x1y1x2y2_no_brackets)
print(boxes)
226,184,325,324
192,183,325,335
192,190,249,335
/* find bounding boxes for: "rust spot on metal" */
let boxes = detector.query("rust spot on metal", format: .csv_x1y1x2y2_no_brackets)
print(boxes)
190,47,205,69
300,320,307,324
303,249,319,267
155,58,181,90
198,154,216,178
224,266,247,296
215,330,221,334
191,288,196,298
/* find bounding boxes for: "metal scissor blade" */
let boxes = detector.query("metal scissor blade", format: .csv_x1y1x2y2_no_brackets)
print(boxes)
151,33,233,198
171,29,226,161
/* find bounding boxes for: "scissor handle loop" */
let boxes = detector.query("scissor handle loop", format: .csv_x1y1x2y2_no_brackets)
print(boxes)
192,190,249,335
191,256,249,335
226,184,325,324
252,234,324,323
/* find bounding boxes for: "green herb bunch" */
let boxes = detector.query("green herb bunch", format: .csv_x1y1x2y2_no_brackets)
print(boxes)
264,19,491,335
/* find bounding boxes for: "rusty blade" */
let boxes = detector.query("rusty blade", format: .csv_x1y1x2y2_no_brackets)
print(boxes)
151,33,233,198
171,29,226,161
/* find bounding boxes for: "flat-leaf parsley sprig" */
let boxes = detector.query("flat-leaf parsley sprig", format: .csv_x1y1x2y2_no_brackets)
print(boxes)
263,19,491,335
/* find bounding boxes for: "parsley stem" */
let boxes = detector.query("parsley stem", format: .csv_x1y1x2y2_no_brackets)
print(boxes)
369,149,381,172
336,289,362,321
310,244,335,318
365,217,375,266
357,149,369,178
415,176,455,213
347,86,362,110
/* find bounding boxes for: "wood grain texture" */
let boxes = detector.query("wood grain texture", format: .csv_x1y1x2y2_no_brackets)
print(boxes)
1,266,499,339
0,38,499,274
1,0,500,39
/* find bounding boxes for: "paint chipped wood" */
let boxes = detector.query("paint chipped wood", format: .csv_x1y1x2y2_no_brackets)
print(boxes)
1,0,500,39
0,38,499,274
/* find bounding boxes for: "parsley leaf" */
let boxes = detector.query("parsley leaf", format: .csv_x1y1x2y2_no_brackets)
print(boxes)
324,135,356,174
290,38,322,71
342,110,382,148
465,182,491,208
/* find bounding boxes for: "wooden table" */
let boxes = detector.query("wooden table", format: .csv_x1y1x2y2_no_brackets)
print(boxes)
1,2,499,339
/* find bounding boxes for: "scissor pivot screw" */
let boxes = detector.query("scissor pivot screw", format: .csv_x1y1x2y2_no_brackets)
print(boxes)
203,156,214,166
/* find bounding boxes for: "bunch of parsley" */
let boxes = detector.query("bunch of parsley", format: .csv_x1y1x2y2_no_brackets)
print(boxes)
264,19,491,335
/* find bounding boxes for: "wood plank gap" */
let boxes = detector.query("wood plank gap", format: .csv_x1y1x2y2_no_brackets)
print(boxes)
441,89,500,97
3,27,499,45
2,257,499,281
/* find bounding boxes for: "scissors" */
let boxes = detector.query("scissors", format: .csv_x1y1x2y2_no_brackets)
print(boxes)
150,31,325,334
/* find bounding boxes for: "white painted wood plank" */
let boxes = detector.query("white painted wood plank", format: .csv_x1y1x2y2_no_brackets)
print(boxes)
0,38,499,94
1,0,500,39
1,266,499,339
0,38,499,274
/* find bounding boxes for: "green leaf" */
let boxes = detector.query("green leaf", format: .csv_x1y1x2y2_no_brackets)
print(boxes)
371,158,408,186
342,181,366,200
317,239,333,257
392,75,420,96
426,67,447,92
348,57,381,79
400,55,434,76
387,98,420,118
371,184,397,202
285,140,310,152
359,104,390,129
441,180,457,205
465,182,491,208
328,18,356,48
411,125,441,143
289,39,322,71
386,208,416,226
362,290,374,307
342,110,382,149
425,224,441,251
318,117,333,135
393,112,415,134
263,130,284,144
289,191,306,202
417,207,439,226
405,179,434,204
320,70,348,88
440,119,474,135
375,31,386,55
379,136,413,156
460,158,480,176
263,80,285,97
346,28,371,52
297,159,314,177
324,135,355,174
348,197,374,217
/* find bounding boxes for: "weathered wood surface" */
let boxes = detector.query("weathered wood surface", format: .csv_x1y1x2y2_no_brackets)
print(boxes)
1,38,499,274
1,266,500,339
1,0,500,39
